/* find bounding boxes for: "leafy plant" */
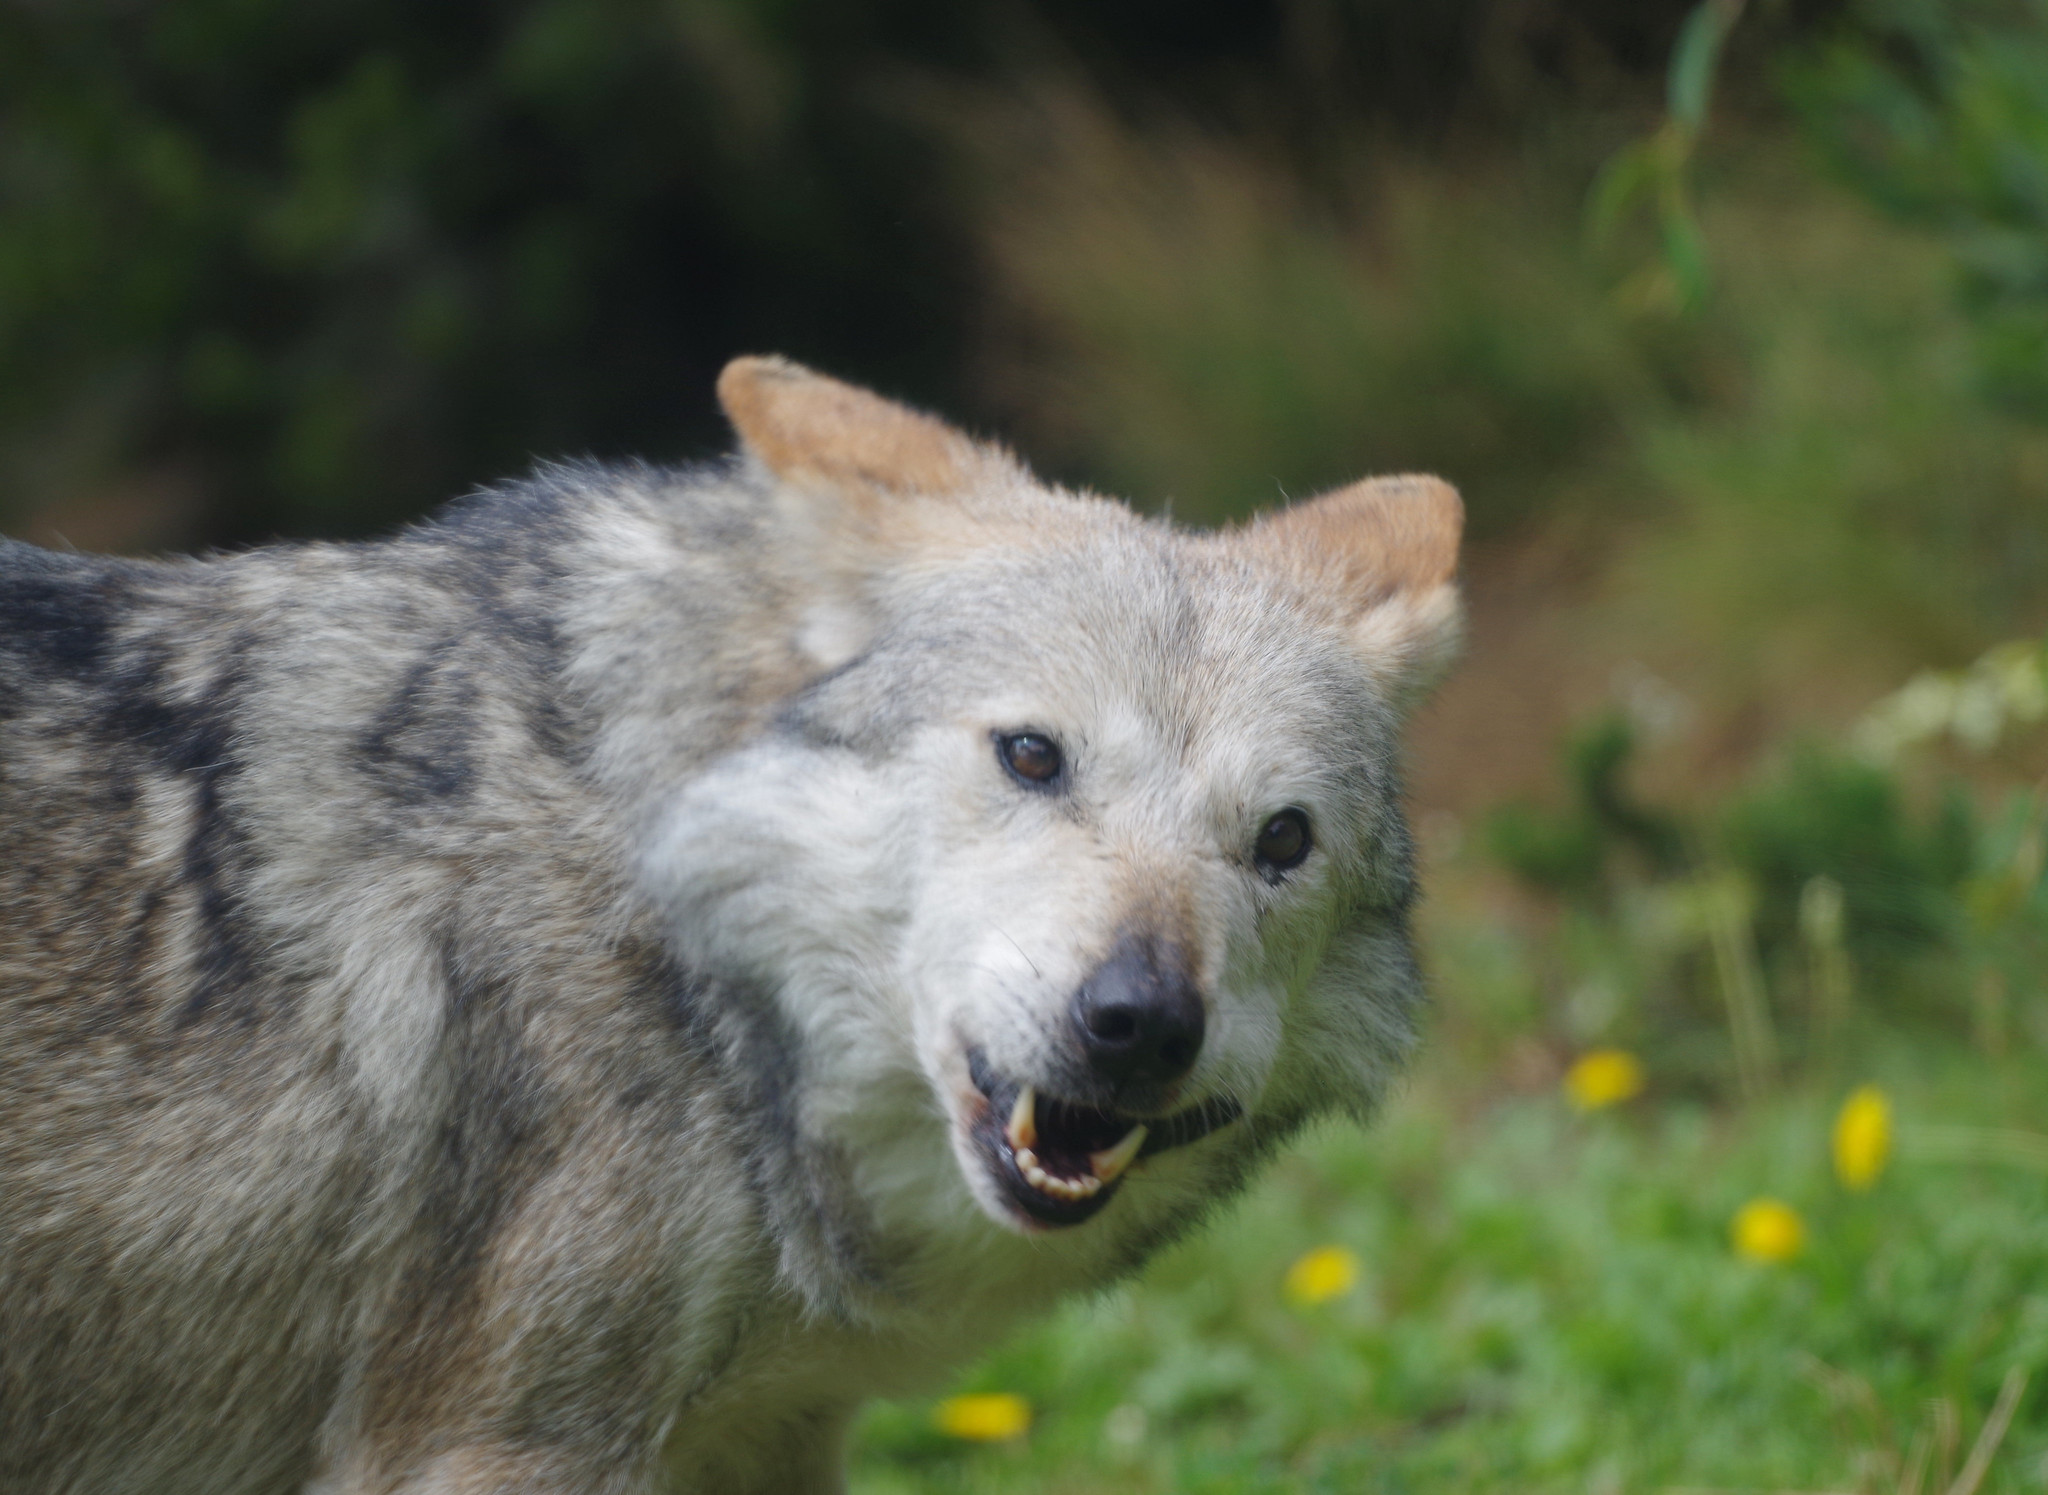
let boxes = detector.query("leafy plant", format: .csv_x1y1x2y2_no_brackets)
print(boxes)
1483,657,2048,1087
1486,714,1689,904
1589,0,1751,312
1786,0,2048,418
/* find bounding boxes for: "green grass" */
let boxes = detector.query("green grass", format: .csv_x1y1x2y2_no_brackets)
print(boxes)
849,1035,2048,1493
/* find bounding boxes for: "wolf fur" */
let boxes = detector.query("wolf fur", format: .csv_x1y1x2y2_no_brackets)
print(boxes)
0,357,1462,1494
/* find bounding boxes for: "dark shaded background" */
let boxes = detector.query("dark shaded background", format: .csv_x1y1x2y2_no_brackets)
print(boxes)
0,0,1723,549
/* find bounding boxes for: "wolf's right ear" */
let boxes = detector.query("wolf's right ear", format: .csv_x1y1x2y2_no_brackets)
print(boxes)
716,355,1022,670
717,355,1013,503
1238,474,1464,708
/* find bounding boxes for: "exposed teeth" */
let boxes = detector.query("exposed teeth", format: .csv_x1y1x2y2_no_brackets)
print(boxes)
1089,1124,1148,1183
1007,1085,1037,1151
1012,1142,1104,1201
1022,1161,1100,1201
998,1085,1139,1204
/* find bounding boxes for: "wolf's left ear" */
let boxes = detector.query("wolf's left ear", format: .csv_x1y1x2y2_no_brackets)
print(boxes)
1239,475,1465,707
717,354,1013,501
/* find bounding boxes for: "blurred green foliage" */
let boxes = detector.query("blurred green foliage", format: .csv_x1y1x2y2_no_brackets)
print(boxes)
1588,0,1750,313
1722,751,1978,958
0,0,1000,540
1488,717,1690,900
968,125,1691,534
1491,729,1981,969
1487,715,2047,1072
0,0,1713,545
1788,0,2048,417
1609,0,2048,421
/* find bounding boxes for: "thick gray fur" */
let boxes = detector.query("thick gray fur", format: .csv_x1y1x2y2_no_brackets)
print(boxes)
0,374,1457,1494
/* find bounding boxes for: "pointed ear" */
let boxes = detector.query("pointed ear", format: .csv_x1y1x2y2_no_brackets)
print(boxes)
717,354,1011,499
715,355,1025,671
1239,474,1464,706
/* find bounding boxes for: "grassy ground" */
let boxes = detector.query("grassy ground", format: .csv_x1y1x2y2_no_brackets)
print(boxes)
848,1029,2048,1493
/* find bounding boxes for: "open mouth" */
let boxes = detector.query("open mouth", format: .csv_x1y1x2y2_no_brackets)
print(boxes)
966,1048,1244,1228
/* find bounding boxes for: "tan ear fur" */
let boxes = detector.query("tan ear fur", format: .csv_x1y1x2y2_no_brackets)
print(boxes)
1239,474,1465,704
717,355,1007,498
716,355,1032,671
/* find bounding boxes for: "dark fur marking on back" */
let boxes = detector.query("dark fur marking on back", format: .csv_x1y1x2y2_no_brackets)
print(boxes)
406,479,590,766
0,542,137,683
85,633,266,1028
356,652,478,803
177,734,258,1024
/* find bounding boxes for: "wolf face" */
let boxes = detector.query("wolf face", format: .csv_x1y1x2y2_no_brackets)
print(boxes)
642,358,1461,1261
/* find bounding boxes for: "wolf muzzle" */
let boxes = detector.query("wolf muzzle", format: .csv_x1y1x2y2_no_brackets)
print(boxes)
1070,930,1204,1104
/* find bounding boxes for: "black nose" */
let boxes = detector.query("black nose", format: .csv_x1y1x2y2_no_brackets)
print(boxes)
1071,935,1205,1091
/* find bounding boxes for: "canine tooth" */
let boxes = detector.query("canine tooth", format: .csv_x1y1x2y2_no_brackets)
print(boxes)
1089,1124,1148,1183
1007,1086,1037,1150
1015,1147,1039,1171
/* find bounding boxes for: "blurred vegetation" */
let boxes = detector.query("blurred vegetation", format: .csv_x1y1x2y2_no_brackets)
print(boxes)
0,0,1707,547
1483,692,2040,1089
0,0,992,542
1789,0,2048,418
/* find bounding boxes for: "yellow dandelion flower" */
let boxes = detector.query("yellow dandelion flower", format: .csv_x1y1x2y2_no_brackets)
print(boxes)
934,1392,1031,1441
1564,1048,1645,1111
1283,1244,1360,1306
1832,1085,1892,1191
1731,1198,1806,1263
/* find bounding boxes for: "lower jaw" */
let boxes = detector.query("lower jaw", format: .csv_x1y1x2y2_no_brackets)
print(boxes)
994,1149,1122,1228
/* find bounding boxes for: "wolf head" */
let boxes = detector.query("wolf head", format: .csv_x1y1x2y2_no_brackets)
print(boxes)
641,357,1460,1282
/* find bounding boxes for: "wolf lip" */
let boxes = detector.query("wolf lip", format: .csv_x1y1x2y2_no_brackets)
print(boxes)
964,1048,1243,1228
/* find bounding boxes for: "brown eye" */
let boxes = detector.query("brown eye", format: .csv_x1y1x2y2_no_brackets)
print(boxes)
998,732,1063,786
1254,808,1311,875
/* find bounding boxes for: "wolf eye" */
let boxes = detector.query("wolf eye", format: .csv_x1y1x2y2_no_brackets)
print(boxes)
1253,808,1312,875
998,732,1063,786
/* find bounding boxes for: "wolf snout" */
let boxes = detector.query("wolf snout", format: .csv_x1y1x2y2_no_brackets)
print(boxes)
1071,933,1205,1096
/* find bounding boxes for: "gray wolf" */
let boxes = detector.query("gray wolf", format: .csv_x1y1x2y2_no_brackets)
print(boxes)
0,356,1462,1493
